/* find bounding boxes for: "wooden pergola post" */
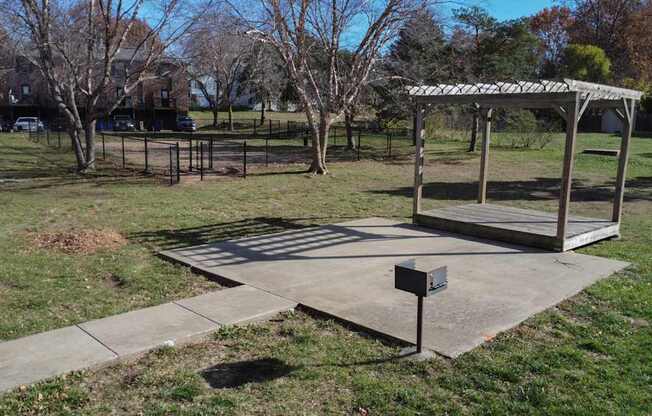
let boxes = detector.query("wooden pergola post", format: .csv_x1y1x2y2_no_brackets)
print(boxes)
556,94,580,243
412,105,425,219
478,107,493,204
612,98,636,223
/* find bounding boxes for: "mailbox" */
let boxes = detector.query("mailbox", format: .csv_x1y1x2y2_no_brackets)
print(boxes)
395,260,447,297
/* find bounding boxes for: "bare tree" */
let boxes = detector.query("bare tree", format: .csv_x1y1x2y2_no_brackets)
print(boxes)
241,41,285,124
185,12,252,131
3,0,198,171
245,0,424,174
0,25,15,104
185,66,220,127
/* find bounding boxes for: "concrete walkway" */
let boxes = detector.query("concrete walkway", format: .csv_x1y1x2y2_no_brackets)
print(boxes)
0,285,296,393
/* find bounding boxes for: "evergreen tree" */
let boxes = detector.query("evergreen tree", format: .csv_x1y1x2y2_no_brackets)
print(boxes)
374,8,450,124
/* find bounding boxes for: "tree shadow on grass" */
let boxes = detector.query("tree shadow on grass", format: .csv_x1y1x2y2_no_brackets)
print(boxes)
200,358,296,389
366,177,652,203
199,353,410,389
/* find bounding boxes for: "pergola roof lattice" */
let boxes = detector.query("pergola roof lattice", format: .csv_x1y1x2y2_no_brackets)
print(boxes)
408,79,643,108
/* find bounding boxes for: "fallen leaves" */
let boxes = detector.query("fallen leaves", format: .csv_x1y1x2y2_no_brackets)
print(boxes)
26,229,127,255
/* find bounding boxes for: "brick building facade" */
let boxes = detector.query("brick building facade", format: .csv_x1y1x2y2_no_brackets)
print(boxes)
0,54,189,131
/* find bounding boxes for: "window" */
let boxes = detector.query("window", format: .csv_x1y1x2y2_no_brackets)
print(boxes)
21,84,31,97
160,89,170,107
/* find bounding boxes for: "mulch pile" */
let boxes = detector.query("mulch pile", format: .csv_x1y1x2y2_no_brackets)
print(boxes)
28,229,127,255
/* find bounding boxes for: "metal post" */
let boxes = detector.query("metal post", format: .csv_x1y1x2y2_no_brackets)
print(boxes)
268,119,272,139
333,127,337,146
416,296,424,354
58,130,61,148
169,146,173,186
254,120,257,136
265,136,269,167
357,129,361,161
176,142,181,183
200,142,204,180
144,137,149,172
389,133,393,158
189,139,193,171
47,128,50,145
386,133,390,155
102,132,106,160
121,136,125,168
243,141,247,178
209,138,213,170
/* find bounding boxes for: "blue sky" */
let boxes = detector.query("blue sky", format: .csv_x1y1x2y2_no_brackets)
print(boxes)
443,0,560,21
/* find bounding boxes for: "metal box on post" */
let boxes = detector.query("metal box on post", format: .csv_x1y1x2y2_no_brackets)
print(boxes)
394,260,448,356
395,260,447,297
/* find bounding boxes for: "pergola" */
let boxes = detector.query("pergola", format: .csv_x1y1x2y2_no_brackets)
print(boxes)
408,79,643,251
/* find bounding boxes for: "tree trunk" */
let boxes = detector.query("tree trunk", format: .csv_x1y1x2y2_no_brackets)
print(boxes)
228,103,233,131
212,105,218,128
345,110,355,149
69,127,87,172
468,112,479,152
308,113,329,174
84,119,96,171
260,99,266,124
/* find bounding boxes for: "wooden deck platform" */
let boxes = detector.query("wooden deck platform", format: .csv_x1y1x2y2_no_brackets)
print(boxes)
415,204,619,251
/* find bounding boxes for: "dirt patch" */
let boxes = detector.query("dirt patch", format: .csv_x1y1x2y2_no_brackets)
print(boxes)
27,229,127,255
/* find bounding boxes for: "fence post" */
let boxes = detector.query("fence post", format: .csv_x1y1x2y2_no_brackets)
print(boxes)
144,137,149,172
169,146,174,186
253,120,257,136
58,130,61,148
101,132,106,160
386,133,390,155
357,129,361,161
243,141,247,178
333,127,337,146
121,136,125,168
209,138,213,170
176,142,181,183
189,139,193,171
268,119,272,139
389,133,392,158
200,142,204,181
47,128,50,145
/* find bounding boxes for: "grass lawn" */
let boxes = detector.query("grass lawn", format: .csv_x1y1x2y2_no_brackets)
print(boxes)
189,110,309,124
0,130,650,414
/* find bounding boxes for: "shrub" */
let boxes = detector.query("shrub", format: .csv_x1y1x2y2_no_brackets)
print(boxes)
498,110,556,149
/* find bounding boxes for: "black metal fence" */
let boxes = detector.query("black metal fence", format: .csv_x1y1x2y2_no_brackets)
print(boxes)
23,122,416,185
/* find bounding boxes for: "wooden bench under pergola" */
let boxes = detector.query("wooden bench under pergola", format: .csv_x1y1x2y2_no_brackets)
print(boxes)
408,79,643,252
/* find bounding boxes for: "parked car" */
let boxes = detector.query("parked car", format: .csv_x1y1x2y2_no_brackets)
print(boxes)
13,117,44,132
176,116,197,132
113,115,136,131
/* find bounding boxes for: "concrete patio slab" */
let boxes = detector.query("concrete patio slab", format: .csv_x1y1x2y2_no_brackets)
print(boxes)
162,217,629,358
0,326,116,392
176,285,296,325
78,302,218,357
